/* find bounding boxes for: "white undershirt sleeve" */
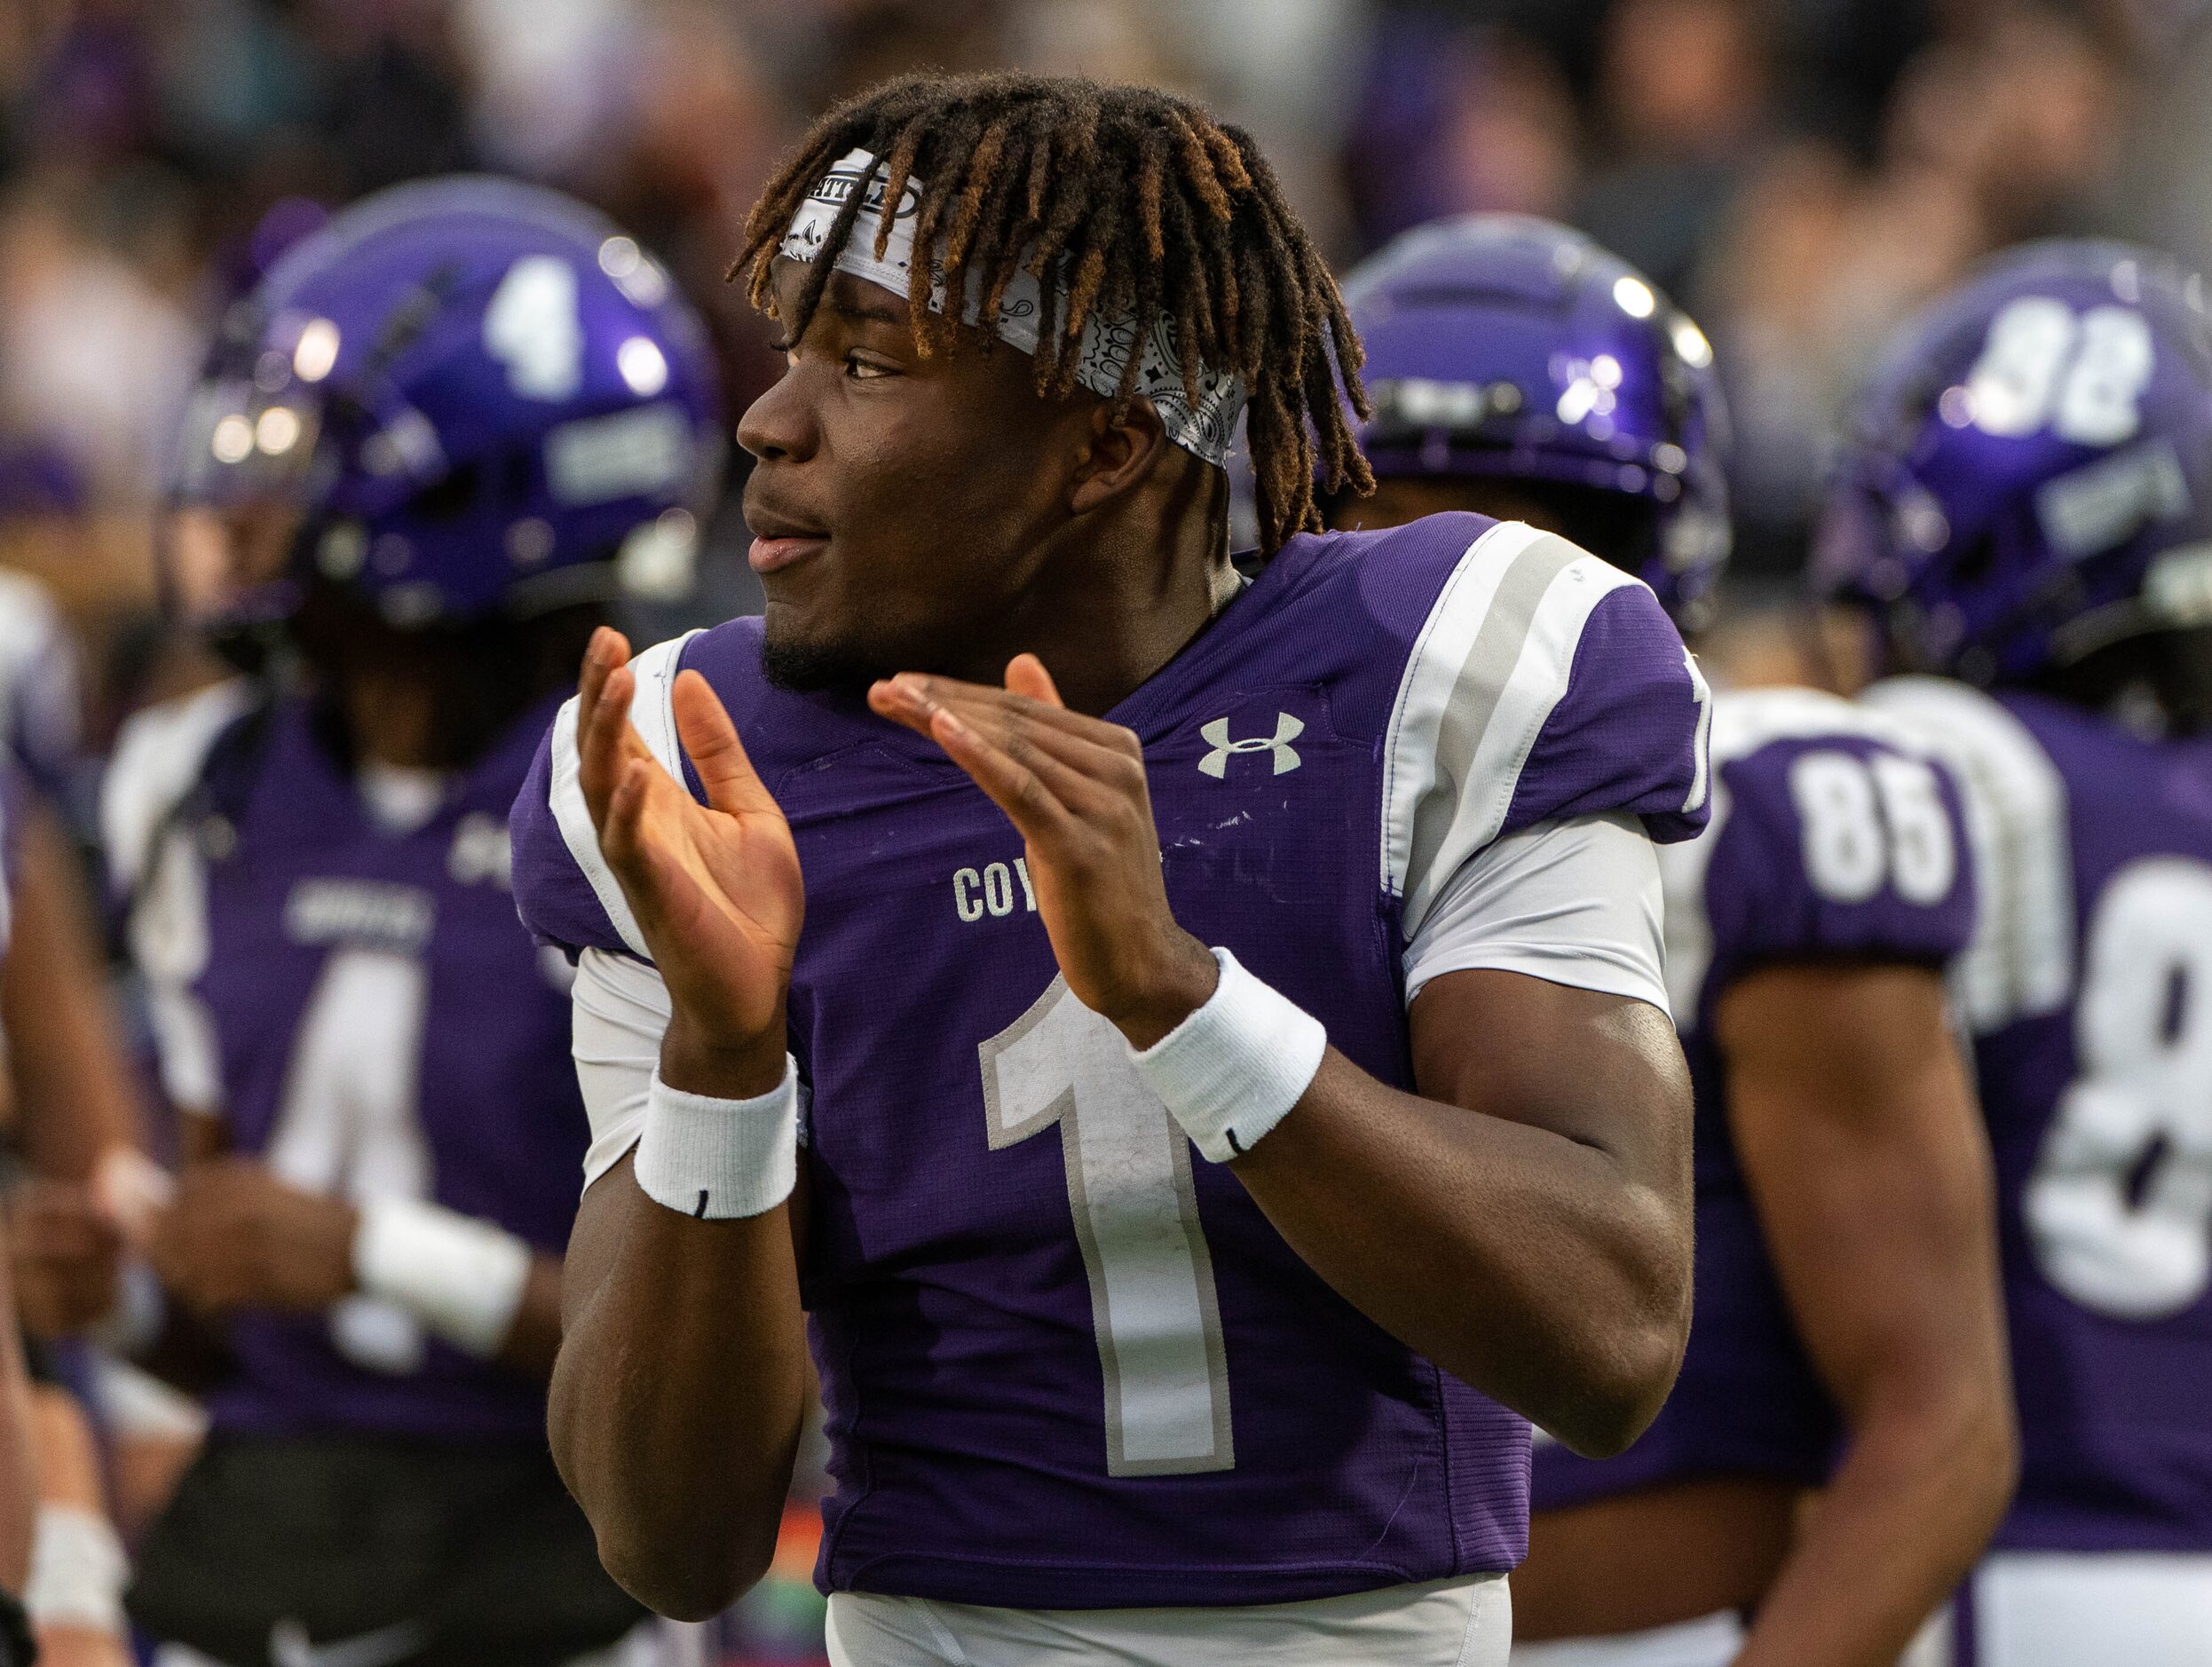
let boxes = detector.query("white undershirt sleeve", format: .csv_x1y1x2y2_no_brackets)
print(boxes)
1401,811,1670,1017
571,946,810,1193
571,948,672,1191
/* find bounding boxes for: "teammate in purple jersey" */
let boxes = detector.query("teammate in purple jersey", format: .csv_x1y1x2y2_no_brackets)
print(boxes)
512,74,1710,1665
1821,240,2212,1665
1325,215,2014,1666
107,176,723,1667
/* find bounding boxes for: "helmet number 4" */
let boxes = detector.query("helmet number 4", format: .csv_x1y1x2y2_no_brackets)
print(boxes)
1966,296,2153,446
2027,857,2212,1321
484,256,585,401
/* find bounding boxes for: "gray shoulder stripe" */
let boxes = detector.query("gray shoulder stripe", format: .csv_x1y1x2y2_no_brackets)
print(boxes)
1863,675,2073,1030
1402,533,1588,909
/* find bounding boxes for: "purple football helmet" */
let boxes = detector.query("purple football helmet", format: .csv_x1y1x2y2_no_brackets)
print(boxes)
1341,213,1732,623
168,175,724,633
1816,240,2212,687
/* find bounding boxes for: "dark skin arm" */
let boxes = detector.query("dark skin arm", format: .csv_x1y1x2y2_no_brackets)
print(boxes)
553,1157,810,1619
3,798,154,1339
0,1201,38,1595
1234,981,1692,1451
1239,973,1688,1450
546,634,811,1620
1,799,146,1181
1720,963,2016,1667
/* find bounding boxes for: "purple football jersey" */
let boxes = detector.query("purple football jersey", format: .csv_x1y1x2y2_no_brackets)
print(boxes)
511,515,1710,1608
113,690,588,1440
1532,686,1978,1512
1867,675,2212,1554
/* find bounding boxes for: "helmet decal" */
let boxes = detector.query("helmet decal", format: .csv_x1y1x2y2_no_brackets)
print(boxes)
1817,240,2212,686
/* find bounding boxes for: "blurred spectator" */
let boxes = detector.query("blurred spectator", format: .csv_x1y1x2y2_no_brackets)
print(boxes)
1347,18,1580,246
1576,0,1772,296
0,169,199,502
1702,143,1987,574
304,0,477,196
454,0,638,177
1884,4,2121,246
1693,5,2124,577
1767,0,1944,159
2109,0,2212,276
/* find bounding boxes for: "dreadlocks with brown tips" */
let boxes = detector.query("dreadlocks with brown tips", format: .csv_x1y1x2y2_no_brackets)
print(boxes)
731,71,1374,556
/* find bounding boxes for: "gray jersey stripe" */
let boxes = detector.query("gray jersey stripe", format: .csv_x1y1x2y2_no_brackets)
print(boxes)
1862,675,2074,1031
1402,533,1588,907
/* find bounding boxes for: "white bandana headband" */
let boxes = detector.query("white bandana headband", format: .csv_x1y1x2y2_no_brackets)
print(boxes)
778,148,1246,468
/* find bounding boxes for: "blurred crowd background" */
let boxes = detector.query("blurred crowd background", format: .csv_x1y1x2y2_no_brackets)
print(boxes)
10,0,2212,759
2,1,2209,1660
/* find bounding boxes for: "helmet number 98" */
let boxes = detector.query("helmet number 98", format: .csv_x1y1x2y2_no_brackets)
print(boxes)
1966,297,2153,446
2026,857,2212,1321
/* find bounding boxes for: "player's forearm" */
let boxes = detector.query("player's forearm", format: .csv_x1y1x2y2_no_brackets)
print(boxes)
0,1229,36,1594
4,811,146,1179
493,1253,565,1379
550,1165,808,1618
1739,1276,2017,1666
1737,1374,2016,1667
1722,967,2015,1662
1228,1048,1691,1456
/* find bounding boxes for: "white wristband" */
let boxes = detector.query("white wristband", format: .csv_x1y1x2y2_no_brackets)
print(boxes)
25,1505,128,1637
635,1055,800,1221
352,1197,533,1359
1127,948,1326,1163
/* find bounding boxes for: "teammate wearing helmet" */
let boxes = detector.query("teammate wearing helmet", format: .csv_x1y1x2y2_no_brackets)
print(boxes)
1327,215,2016,1666
1821,240,2212,1665
107,177,723,1667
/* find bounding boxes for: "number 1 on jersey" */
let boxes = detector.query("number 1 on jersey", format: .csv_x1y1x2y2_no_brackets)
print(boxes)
980,976,1236,1477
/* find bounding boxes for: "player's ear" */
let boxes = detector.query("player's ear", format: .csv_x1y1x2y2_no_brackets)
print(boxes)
1068,394,1169,517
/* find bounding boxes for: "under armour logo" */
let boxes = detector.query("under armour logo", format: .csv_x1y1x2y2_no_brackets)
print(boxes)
1198,712,1304,778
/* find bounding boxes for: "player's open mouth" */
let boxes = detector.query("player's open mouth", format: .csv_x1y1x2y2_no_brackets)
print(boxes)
748,533,828,573
745,498,831,574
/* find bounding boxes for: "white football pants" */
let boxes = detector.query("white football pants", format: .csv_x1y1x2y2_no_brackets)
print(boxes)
826,1570,1510,1665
